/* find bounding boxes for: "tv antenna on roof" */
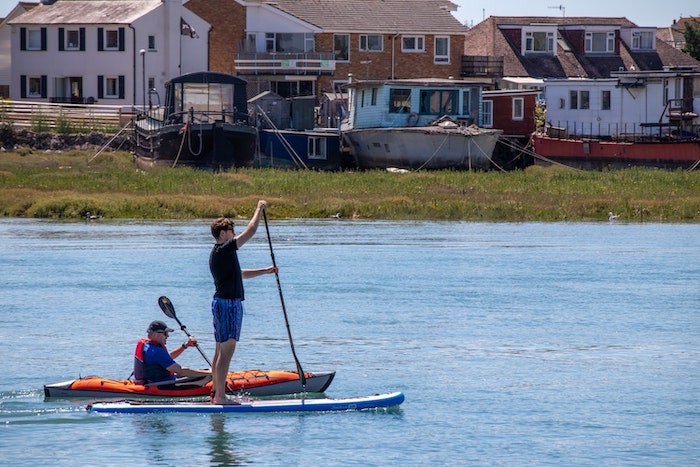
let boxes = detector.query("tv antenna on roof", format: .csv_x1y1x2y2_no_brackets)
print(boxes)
548,5,566,16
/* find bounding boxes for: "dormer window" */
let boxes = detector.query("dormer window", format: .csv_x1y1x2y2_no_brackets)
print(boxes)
632,31,654,50
585,31,615,53
525,31,554,53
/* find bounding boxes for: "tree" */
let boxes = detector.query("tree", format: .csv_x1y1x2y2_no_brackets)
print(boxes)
682,23,700,61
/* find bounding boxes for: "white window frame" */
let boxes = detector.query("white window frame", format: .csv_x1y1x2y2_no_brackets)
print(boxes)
631,31,654,50
65,29,80,50
305,33,315,52
481,100,493,128
27,29,42,50
148,35,157,51
462,90,471,116
334,34,350,62
28,76,42,97
585,31,615,53
524,31,554,53
360,34,383,52
601,90,611,110
434,36,449,63
104,77,119,98
308,136,327,160
512,97,524,120
402,35,424,52
103,29,119,51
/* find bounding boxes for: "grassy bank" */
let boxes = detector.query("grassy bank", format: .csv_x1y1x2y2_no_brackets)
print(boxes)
0,150,698,222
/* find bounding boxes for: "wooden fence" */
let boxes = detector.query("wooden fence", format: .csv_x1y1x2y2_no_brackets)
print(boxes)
0,99,135,132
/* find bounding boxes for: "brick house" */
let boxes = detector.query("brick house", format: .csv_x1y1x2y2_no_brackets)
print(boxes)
185,0,468,100
464,16,700,90
657,16,700,51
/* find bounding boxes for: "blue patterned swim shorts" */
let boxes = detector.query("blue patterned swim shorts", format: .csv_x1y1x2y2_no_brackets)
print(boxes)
211,297,243,343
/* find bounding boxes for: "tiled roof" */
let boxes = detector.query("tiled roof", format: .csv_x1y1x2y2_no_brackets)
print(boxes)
265,0,467,34
489,16,638,27
8,0,162,25
466,15,700,79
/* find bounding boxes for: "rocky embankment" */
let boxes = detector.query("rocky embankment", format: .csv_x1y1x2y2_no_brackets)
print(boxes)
0,128,131,152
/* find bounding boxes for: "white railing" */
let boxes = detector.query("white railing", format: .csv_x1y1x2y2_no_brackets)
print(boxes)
235,52,335,75
0,99,134,131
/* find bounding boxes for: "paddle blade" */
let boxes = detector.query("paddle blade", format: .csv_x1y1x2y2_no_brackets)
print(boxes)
158,296,177,319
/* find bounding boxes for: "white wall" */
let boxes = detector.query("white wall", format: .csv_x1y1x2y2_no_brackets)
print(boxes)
244,2,317,53
9,0,209,106
0,4,35,95
543,77,685,135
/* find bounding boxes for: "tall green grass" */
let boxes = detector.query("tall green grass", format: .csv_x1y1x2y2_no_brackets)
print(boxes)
0,151,698,221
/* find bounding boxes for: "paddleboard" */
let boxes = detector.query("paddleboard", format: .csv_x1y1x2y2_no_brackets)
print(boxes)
87,391,404,414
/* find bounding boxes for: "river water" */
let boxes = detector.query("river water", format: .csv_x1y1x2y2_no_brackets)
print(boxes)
0,218,698,466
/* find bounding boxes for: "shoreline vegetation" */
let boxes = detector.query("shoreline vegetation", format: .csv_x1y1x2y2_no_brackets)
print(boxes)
0,150,698,222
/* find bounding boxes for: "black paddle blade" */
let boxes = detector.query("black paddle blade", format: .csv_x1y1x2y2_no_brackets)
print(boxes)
158,296,177,319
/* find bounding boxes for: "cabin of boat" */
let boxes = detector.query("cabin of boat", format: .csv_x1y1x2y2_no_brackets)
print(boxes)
341,78,502,170
133,72,256,170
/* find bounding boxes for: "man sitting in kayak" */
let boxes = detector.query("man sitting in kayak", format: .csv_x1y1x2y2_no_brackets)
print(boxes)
133,320,211,385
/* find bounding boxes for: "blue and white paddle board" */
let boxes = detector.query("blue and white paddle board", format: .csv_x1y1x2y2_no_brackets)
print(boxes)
87,391,404,414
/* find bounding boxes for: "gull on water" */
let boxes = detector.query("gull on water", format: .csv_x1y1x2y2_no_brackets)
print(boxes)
608,212,619,222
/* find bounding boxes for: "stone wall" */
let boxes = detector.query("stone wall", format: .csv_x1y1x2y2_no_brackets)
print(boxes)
0,128,131,152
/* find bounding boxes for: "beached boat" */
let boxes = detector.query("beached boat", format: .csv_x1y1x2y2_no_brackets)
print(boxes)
133,72,256,170
531,132,700,170
341,78,502,170
250,90,348,170
44,369,335,399
256,128,345,170
533,70,700,170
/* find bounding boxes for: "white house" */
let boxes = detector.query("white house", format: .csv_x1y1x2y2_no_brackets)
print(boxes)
542,68,700,136
7,0,209,106
0,2,38,97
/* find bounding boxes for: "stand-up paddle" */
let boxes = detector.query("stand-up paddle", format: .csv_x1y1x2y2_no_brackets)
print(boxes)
158,295,212,366
262,209,306,386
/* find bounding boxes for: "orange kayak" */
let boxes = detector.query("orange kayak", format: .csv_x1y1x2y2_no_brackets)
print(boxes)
44,369,335,399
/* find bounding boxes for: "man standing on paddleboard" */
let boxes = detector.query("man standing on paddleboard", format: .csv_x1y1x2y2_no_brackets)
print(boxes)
209,200,277,404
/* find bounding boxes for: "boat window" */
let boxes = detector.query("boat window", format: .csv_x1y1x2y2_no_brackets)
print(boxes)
462,90,471,116
308,137,327,159
481,100,493,128
419,90,457,115
389,89,411,113
177,83,235,122
512,97,524,120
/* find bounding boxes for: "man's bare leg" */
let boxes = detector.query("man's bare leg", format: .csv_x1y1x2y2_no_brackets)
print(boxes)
212,338,238,404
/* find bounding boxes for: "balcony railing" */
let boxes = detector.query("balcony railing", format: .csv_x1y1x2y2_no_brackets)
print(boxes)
460,55,504,78
235,52,336,76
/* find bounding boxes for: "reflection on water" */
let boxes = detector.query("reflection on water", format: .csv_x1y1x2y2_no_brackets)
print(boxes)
208,415,247,467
